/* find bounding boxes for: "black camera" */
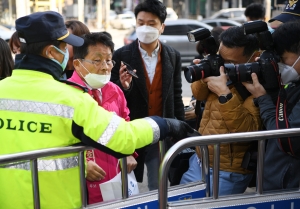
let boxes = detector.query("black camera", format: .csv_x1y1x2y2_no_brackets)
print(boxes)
184,28,224,83
224,21,281,92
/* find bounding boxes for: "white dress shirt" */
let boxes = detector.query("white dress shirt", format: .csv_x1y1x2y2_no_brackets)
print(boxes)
138,41,160,84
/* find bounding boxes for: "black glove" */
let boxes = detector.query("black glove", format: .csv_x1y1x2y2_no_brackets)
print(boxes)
164,118,195,142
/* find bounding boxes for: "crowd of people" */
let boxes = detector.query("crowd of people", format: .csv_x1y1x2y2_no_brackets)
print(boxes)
1,0,300,208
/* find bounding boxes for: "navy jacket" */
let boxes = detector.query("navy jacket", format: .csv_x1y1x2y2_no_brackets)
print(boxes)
257,90,300,190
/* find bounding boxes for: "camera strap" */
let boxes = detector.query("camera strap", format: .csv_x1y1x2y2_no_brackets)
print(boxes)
276,88,294,156
276,82,300,157
233,82,251,101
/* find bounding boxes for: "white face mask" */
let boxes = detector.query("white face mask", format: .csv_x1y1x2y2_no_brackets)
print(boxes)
278,56,300,85
78,60,110,89
46,46,69,71
136,25,159,44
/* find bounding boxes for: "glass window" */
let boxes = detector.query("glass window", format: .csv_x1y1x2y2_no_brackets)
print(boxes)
220,22,235,26
188,24,206,31
163,25,188,36
218,12,230,18
205,22,218,27
233,11,244,17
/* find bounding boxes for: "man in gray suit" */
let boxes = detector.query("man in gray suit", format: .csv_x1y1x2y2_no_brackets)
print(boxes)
111,0,184,190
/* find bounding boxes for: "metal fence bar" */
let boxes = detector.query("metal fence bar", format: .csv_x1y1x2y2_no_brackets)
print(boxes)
2,128,300,209
0,146,91,164
158,128,300,209
212,144,220,199
120,157,129,198
0,146,91,209
79,151,88,207
200,145,210,197
257,139,265,195
159,140,166,164
30,159,40,209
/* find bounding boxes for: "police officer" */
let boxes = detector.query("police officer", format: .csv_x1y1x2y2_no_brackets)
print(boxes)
0,11,193,209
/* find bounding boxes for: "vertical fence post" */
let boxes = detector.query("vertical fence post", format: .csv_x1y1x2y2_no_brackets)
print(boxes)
79,151,87,207
158,140,168,209
257,139,265,195
159,140,166,163
200,145,210,197
213,143,220,199
31,159,40,209
121,157,129,198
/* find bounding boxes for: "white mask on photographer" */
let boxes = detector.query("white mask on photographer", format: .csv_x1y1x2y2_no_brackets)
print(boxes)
278,56,300,85
136,25,159,44
78,60,110,89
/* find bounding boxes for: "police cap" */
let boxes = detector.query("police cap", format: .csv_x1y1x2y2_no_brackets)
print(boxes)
15,11,84,46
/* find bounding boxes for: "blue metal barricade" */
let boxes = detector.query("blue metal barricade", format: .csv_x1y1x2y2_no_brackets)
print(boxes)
0,139,209,209
158,128,300,209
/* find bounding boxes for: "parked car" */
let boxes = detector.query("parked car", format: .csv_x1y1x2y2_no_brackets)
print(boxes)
201,18,241,30
1,24,16,31
109,10,117,21
207,8,246,23
123,19,213,68
0,25,14,42
110,14,135,29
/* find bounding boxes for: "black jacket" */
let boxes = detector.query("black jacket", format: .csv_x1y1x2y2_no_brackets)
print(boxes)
257,91,300,191
111,40,185,181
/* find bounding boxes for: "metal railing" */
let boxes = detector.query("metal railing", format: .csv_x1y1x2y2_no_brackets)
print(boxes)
0,137,211,209
5,127,296,209
0,146,134,209
158,128,300,209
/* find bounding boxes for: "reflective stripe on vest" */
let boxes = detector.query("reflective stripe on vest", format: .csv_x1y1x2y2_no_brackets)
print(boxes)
97,114,122,145
0,99,74,119
0,156,78,171
144,117,160,144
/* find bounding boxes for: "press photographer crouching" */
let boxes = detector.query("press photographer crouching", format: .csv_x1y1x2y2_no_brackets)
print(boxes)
242,21,300,191
180,25,263,196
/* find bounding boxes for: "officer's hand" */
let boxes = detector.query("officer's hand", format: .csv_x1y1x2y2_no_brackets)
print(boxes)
242,73,266,98
126,156,137,173
86,161,106,182
119,61,136,90
163,118,195,142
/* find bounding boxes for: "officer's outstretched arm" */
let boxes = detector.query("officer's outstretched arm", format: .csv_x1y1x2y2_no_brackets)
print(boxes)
72,98,194,159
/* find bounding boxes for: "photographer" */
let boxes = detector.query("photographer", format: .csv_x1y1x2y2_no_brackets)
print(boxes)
243,21,300,191
181,26,262,196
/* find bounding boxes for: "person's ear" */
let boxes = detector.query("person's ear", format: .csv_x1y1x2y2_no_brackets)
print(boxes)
44,45,55,59
73,59,80,70
160,23,165,34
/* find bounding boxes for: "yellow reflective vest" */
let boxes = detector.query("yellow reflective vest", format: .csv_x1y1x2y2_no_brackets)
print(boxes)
0,70,160,209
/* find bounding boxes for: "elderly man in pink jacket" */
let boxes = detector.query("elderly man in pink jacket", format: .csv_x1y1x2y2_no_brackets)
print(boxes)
68,32,138,204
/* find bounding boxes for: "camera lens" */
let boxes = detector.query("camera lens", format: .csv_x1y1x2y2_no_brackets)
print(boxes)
184,62,211,83
225,62,260,83
237,62,260,82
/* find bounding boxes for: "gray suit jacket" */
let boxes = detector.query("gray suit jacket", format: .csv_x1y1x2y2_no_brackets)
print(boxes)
111,40,184,181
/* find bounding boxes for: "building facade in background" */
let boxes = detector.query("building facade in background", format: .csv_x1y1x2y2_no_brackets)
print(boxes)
0,0,287,28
